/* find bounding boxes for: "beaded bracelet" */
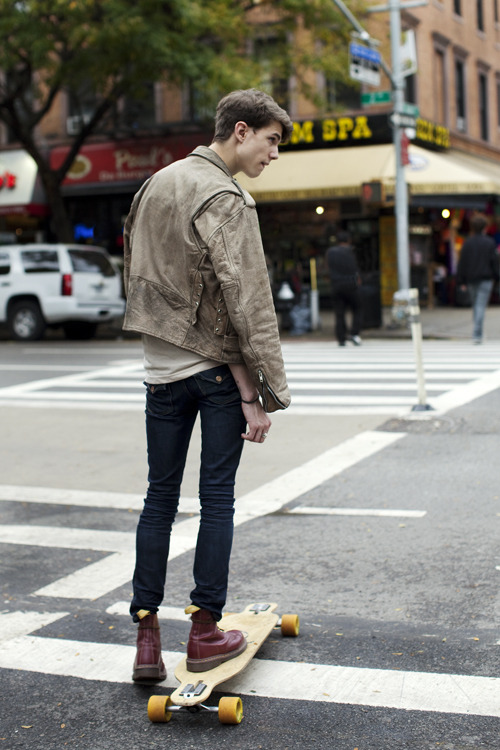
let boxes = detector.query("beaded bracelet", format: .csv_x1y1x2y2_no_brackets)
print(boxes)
241,395,260,404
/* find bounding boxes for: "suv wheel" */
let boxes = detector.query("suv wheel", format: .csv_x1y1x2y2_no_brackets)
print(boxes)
8,300,46,341
63,322,98,340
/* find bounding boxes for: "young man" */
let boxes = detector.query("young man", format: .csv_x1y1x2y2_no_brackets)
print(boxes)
456,214,499,344
122,89,293,681
325,230,363,347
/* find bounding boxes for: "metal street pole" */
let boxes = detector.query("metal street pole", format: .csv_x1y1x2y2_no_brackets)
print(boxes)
389,0,410,292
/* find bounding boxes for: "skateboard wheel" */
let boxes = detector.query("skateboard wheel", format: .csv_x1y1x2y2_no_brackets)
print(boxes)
218,696,243,724
148,695,173,723
281,614,300,637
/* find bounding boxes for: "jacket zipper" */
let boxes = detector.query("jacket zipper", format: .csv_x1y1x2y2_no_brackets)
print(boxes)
258,369,287,411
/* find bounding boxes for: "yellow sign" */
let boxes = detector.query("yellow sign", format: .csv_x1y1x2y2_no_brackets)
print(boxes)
290,116,373,146
416,119,450,148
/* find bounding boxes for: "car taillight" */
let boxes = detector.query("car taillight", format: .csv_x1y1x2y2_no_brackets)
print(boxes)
62,274,73,296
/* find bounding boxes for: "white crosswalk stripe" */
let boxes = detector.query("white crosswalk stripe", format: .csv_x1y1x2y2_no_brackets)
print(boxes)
0,339,499,415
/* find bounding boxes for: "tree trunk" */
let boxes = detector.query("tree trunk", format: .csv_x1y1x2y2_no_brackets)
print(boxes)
38,166,74,243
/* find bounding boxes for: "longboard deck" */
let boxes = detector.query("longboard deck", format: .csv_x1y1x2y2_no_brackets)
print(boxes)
171,603,279,706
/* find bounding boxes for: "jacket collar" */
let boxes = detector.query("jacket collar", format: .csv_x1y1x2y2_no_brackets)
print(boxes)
188,145,233,180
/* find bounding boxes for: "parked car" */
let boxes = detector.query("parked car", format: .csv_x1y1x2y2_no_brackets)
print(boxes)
0,244,126,341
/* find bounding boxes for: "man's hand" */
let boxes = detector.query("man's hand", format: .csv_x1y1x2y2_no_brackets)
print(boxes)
241,400,272,443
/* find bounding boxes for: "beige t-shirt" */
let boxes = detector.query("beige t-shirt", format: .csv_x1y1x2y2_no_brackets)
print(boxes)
142,334,220,384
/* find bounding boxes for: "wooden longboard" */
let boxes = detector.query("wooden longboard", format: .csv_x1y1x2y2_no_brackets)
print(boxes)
171,602,279,707
148,602,299,724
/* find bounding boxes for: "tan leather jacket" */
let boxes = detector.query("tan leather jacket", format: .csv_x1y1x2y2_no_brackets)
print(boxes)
123,146,290,412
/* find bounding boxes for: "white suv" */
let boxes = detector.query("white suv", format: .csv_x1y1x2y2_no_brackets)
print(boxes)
0,244,125,341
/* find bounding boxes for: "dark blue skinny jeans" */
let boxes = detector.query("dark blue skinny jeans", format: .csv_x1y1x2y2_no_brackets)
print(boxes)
130,364,246,623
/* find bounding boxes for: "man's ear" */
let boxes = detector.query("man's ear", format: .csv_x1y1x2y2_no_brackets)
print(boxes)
234,121,248,143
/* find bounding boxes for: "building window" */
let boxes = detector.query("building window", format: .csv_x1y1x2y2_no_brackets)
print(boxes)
404,74,417,105
254,36,290,110
122,83,156,132
434,48,447,124
497,78,500,129
455,61,466,130
455,59,466,131
478,71,489,140
453,0,461,15
67,83,117,135
476,0,484,31
325,78,360,112
495,0,499,23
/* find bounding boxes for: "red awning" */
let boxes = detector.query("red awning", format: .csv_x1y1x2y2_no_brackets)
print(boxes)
50,134,209,191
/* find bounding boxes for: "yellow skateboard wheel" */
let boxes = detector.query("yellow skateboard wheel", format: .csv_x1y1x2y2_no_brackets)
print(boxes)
147,695,173,723
281,614,300,637
218,696,243,724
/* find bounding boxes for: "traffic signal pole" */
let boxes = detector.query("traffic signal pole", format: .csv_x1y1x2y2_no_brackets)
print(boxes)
388,1,410,291
331,0,427,292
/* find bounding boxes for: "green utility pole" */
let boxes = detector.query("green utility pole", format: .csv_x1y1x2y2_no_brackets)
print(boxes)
331,0,427,292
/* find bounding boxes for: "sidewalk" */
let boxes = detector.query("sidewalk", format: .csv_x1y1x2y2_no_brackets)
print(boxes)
281,304,500,342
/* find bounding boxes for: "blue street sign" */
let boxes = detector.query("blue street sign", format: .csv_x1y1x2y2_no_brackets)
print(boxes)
349,42,381,87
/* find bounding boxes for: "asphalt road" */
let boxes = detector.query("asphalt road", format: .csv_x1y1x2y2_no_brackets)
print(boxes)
0,338,499,749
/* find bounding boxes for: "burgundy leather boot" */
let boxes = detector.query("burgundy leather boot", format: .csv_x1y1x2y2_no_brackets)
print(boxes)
132,611,167,683
185,606,247,672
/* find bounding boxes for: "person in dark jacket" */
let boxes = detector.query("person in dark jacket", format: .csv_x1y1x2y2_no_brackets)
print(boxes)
456,214,499,343
326,230,362,346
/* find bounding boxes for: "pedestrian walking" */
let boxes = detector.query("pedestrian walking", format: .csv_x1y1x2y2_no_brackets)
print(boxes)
456,214,499,344
122,89,292,682
326,230,362,346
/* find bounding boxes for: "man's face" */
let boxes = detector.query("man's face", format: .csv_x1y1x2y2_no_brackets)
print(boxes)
237,120,283,178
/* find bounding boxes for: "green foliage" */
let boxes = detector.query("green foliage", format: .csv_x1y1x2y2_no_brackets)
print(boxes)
0,0,367,238
0,0,365,125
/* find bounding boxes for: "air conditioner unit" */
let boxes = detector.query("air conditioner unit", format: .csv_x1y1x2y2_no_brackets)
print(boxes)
456,116,466,132
66,114,91,135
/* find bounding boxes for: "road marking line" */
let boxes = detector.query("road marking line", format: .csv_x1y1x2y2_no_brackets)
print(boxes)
106,602,189,621
0,484,199,513
0,524,133,551
0,611,68,644
426,370,500,413
234,431,405,523
287,382,457,392
0,521,200,600
0,631,498,717
288,507,427,518
0,431,405,600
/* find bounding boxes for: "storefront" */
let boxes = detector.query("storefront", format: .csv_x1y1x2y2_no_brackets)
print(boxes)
49,133,209,255
0,150,48,243
236,113,500,314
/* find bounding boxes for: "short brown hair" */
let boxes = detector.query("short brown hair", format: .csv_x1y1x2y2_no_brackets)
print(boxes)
470,214,488,234
213,88,293,143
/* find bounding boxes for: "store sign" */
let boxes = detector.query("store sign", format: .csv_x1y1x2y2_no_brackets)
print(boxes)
415,118,450,148
282,114,450,152
289,116,373,147
0,171,16,189
51,134,206,186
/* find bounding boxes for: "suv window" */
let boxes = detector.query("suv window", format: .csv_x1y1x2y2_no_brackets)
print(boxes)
21,250,60,273
68,249,115,277
0,252,10,275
